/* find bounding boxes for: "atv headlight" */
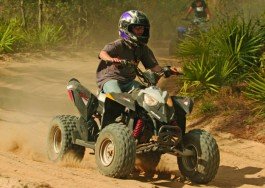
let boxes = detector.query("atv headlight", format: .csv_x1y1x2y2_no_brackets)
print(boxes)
144,94,159,106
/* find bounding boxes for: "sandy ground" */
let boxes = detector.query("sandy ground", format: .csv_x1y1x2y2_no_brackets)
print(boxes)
0,49,265,188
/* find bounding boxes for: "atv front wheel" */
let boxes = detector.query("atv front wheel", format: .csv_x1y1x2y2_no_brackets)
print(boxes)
95,123,136,178
47,115,85,162
177,129,220,184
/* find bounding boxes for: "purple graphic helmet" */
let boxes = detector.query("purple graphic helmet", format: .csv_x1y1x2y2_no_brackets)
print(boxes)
118,10,150,46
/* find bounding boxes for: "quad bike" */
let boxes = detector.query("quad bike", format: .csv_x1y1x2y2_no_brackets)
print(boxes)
169,18,209,55
46,60,220,184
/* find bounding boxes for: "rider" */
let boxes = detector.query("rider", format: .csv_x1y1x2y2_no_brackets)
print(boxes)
185,0,211,21
96,10,180,93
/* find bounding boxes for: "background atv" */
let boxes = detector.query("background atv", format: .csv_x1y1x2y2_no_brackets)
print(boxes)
169,18,209,55
47,61,220,184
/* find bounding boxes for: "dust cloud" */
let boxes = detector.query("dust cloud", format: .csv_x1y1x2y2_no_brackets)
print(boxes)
0,52,99,161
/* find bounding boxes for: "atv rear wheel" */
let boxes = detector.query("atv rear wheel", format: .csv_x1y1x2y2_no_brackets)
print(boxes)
95,123,136,178
47,115,85,162
177,129,220,184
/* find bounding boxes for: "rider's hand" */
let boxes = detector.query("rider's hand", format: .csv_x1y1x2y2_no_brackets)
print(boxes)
107,58,123,67
170,66,183,75
110,58,122,63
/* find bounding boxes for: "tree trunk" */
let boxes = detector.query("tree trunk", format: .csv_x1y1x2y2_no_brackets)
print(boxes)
77,4,81,29
20,0,27,29
38,0,43,31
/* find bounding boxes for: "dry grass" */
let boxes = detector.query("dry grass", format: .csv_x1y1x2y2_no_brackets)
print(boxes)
188,88,265,144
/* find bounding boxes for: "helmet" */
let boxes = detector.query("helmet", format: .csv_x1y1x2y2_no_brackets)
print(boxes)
118,10,150,46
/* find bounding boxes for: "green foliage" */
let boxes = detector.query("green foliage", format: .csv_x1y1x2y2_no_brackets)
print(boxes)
212,58,238,86
179,14,265,97
181,55,219,96
0,0,264,52
0,22,18,53
0,0,190,48
178,32,211,57
245,72,265,116
23,25,64,50
261,52,265,74
199,100,217,114
211,16,264,72
181,54,238,97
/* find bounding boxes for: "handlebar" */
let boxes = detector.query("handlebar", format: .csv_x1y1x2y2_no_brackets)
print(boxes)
106,59,183,86
181,17,208,24
119,60,181,76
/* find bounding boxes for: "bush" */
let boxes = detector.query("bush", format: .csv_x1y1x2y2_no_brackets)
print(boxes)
199,100,218,114
23,25,64,50
179,14,265,97
0,22,18,53
245,72,265,116
211,16,264,73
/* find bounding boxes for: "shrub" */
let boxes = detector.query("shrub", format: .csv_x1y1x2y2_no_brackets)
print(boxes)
245,72,265,116
23,25,64,50
0,22,18,53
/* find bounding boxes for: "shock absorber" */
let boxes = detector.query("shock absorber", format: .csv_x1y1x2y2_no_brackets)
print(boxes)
133,118,144,138
170,119,185,135
170,120,178,126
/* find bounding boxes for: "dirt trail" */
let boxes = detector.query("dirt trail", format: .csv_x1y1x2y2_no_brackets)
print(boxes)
0,50,264,188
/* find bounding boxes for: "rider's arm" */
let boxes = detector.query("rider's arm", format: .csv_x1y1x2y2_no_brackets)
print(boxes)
185,6,193,19
99,40,123,63
99,50,121,63
203,1,211,21
205,7,211,20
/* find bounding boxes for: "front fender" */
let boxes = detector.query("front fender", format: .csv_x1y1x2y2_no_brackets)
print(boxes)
171,96,194,115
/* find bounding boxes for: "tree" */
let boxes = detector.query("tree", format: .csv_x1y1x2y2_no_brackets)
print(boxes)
20,0,26,28
38,0,43,30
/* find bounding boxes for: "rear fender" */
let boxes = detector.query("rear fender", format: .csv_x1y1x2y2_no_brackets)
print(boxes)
67,78,98,121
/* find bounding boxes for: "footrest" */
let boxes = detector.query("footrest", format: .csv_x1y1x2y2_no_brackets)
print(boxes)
75,139,95,149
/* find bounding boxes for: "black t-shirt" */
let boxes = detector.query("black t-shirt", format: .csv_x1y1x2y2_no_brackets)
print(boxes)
191,0,208,18
96,39,158,89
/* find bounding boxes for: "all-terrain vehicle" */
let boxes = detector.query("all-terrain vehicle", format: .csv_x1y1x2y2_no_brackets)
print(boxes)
47,60,220,184
169,18,209,55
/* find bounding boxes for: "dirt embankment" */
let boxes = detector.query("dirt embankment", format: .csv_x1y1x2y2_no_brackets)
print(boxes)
0,50,264,188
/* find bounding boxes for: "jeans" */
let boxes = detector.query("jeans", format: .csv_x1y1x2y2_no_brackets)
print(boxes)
103,79,142,93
